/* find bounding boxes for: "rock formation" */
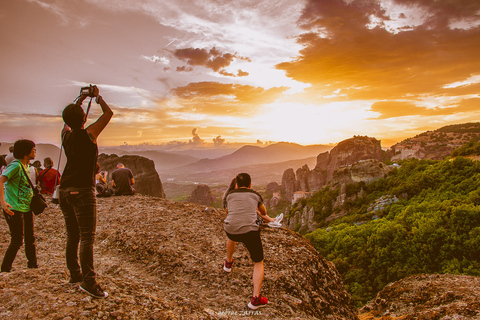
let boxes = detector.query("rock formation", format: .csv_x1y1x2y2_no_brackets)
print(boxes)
294,164,309,192
287,205,318,233
187,184,215,206
0,194,359,319
329,159,392,188
264,182,282,208
359,274,480,319
98,153,166,198
307,168,326,193
389,122,480,161
274,136,385,205
281,168,296,202
265,181,281,194
276,137,390,232
321,136,385,182
315,151,330,171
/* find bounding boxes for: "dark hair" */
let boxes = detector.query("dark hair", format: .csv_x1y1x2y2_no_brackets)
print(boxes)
13,139,35,159
222,177,237,209
235,173,251,188
0,156,6,167
62,103,86,129
226,178,236,193
44,157,53,167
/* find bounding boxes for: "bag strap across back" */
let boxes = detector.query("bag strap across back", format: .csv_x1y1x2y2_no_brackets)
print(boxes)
19,162,39,195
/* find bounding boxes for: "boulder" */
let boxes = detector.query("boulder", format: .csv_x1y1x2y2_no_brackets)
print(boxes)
188,184,215,206
359,274,480,319
97,153,166,198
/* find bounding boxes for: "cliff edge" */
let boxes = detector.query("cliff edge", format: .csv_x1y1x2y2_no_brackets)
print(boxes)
0,194,358,319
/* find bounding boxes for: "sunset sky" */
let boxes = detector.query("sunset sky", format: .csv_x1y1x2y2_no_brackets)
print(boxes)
1,0,479,148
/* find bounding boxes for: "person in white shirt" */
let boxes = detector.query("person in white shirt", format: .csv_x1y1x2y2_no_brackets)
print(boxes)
5,146,14,165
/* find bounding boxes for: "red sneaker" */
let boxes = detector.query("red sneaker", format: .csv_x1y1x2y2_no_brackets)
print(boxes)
248,295,268,310
223,259,234,272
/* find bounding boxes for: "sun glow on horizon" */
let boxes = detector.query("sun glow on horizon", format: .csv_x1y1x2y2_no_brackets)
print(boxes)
246,101,376,145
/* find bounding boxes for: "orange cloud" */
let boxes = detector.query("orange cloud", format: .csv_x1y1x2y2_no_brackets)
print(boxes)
442,82,480,97
276,0,480,101
456,98,480,113
170,82,288,115
370,101,425,119
237,69,249,77
370,98,480,119
219,70,236,77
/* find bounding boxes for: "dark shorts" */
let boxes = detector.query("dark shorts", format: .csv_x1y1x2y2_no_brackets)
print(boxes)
226,230,264,262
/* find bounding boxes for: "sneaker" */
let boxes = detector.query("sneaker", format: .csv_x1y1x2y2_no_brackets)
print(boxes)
268,221,282,228
248,295,268,310
69,273,83,284
223,259,234,272
79,283,108,299
275,213,284,223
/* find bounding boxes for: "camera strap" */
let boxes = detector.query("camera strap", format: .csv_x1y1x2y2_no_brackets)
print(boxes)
85,97,93,118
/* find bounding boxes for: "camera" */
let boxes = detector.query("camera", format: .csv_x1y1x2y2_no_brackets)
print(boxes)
80,85,97,97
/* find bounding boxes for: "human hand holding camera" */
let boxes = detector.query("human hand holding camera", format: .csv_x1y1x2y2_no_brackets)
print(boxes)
81,84,99,97
77,85,102,105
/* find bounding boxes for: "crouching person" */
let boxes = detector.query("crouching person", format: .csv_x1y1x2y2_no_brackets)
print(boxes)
223,173,276,310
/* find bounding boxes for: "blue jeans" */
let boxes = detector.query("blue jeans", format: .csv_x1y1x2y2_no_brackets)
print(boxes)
1,210,37,271
59,187,97,285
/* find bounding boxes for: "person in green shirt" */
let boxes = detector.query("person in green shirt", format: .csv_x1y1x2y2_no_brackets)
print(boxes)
0,139,38,272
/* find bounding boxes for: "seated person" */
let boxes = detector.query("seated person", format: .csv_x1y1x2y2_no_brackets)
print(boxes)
95,163,112,197
39,157,61,194
111,163,135,196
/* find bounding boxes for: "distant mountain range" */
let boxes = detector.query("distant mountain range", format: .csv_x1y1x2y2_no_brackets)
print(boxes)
103,142,333,179
99,147,199,171
163,156,319,186
172,142,332,174
3,122,479,187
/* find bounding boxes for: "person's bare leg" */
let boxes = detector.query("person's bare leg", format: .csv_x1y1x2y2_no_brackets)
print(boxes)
253,260,264,297
226,239,236,262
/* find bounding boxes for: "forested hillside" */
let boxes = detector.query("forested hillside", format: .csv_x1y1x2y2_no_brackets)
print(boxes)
303,157,480,307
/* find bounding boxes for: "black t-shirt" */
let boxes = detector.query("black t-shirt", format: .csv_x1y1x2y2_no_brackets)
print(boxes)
60,129,98,189
112,167,134,195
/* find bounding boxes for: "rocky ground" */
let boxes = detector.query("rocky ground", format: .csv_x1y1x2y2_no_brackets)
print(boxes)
0,194,357,319
358,274,480,320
